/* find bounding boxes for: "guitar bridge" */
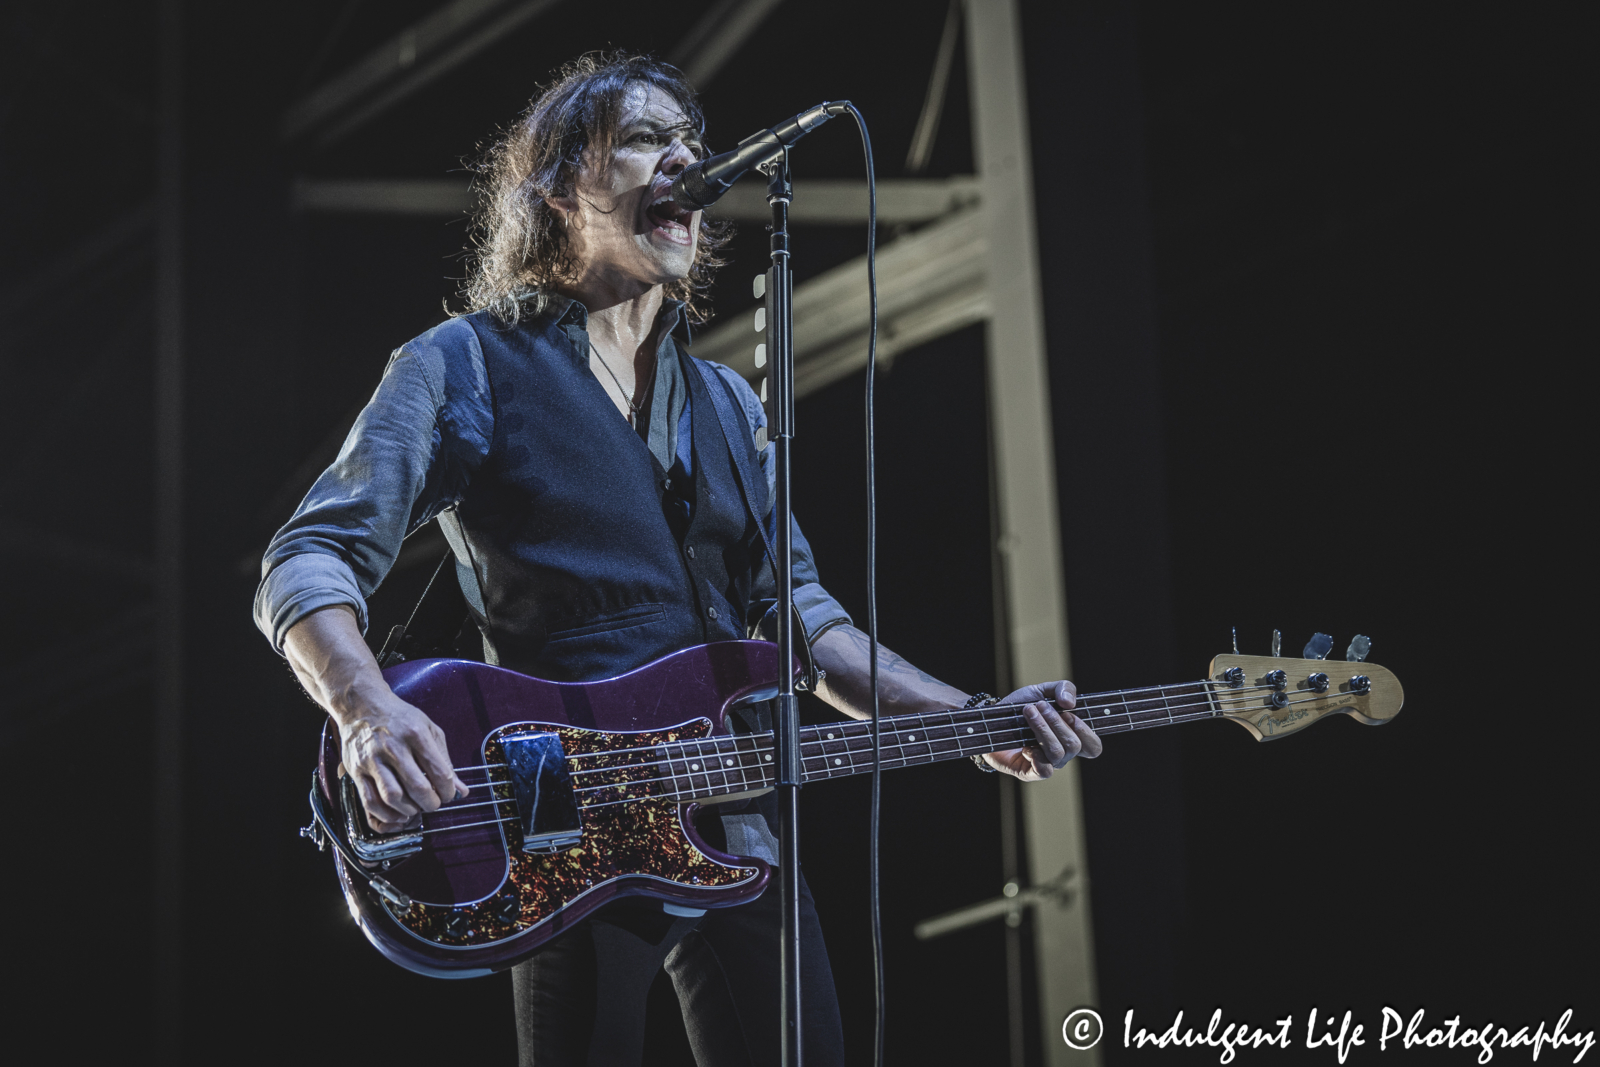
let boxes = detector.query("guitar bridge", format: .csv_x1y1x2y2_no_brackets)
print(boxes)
502,732,585,853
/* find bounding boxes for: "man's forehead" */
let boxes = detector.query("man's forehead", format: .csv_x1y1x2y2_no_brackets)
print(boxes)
621,83,691,128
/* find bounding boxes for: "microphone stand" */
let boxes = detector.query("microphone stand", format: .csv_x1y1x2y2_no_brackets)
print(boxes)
762,153,804,1067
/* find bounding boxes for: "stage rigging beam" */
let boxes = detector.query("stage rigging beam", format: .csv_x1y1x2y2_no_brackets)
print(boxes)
906,0,962,175
666,0,786,89
966,1,1101,1063
280,0,567,147
694,205,987,394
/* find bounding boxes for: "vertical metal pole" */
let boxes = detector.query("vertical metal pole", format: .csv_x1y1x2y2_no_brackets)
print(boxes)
965,0,1101,1063
766,159,803,1067
154,0,185,1061
999,776,1027,1067
990,435,1026,1067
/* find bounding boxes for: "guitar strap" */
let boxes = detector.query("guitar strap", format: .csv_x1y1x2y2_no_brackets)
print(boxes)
688,351,822,691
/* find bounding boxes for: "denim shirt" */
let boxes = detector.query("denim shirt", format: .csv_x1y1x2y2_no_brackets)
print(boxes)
253,294,852,658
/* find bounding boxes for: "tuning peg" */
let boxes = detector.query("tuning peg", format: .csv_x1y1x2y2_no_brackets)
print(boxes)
1270,629,1282,657
1231,626,1239,654
753,273,766,299
1346,635,1372,662
1302,633,1333,660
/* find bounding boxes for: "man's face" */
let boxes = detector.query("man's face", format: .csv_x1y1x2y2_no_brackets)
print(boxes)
557,83,705,289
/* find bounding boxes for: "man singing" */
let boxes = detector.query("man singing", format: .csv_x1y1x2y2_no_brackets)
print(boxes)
256,52,1101,1066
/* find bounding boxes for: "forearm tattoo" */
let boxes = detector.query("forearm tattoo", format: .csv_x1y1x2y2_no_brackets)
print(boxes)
818,624,969,717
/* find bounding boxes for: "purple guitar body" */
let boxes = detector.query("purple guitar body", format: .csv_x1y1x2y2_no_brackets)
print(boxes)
310,638,1399,978
315,641,786,978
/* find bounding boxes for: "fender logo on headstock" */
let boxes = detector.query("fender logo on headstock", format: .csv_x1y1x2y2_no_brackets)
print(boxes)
1208,654,1404,742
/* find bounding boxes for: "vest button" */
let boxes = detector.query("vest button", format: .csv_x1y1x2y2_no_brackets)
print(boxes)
707,606,718,620
685,544,696,559
661,478,673,492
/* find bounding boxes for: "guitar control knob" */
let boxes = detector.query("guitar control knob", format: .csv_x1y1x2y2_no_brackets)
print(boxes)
1268,690,1290,709
445,912,472,938
1347,675,1371,695
1264,669,1287,690
1222,667,1245,688
494,895,520,924
1306,672,1329,693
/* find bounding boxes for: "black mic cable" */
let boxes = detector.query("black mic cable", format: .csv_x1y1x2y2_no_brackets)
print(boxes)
837,101,887,1067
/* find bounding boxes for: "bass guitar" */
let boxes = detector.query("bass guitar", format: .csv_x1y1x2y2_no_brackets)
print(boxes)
302,639,1403,977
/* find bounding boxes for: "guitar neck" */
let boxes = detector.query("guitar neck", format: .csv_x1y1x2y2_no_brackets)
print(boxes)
663,679,1224,801
797,678,1223,783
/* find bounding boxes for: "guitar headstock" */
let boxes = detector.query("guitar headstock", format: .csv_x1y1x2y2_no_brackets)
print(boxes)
1207,653,1404,741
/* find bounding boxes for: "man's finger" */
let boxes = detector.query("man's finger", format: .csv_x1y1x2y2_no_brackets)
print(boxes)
355,772,407,829
1024,702,1069,765
370,763,423,819
1040,706,1082,768
389,745,445,813
1063,711,1103,758
417,735,465,805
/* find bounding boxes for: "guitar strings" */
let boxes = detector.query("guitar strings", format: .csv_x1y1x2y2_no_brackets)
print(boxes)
445,691,1224,791
417,710,1232,837
444,679,1266,775
416,698,1278,838
413,688,1351,839
443,695,1248,800
443,685,1276,793
430,698,1227,822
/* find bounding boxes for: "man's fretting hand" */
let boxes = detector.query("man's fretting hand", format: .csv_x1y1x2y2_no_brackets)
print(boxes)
810,626,1103,782
978,680,1103,781
284,605,468,833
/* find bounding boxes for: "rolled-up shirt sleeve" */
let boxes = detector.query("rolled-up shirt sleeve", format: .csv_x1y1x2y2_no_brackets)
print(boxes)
710,364,853,643
254,318,490,653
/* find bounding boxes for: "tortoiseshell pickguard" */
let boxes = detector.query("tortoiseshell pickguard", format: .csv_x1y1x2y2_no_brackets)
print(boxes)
389,719,760,947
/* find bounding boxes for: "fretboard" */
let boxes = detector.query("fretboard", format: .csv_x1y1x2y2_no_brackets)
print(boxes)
650,678,1227,802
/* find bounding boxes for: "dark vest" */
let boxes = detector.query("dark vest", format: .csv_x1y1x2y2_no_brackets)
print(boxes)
449,311,766,681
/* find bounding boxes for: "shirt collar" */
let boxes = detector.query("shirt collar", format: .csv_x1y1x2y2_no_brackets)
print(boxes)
530,290,687,341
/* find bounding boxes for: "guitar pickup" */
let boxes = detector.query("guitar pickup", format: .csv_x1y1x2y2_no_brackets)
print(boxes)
340,774,423,865
502,732,584,853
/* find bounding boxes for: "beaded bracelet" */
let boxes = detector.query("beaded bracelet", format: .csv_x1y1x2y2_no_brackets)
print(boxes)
964,692,1000,772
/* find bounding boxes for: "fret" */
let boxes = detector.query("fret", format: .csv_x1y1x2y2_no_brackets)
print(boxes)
722,734,753,794
840,725,865,775
738,732,769,788
685,737,719,796
804,724,853,779
662,739,698,800
902,712,935,765
924,709,967,761
838,722,895,775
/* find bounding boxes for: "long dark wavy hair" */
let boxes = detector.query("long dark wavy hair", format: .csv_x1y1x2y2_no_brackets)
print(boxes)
460,53,733,326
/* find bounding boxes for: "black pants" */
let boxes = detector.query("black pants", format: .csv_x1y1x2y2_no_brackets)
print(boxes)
510,873,844,1066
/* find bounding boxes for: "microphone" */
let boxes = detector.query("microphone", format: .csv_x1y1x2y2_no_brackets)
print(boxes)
670,101,851,210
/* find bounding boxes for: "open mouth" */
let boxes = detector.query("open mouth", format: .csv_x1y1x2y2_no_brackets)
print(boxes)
645,191,694,242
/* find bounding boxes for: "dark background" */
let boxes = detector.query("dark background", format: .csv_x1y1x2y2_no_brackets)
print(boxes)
2,1,1591,1063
